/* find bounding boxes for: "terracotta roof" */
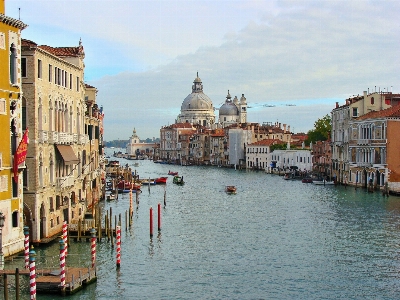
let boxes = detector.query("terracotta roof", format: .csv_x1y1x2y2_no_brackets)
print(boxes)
248,139,282,146
85,83,96,89
22,39,37,48
38,45,84,57
357,103,400,120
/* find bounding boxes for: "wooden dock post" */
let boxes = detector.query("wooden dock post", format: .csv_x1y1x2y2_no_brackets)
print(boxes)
3,273,8,300
16,268,20,300
78,219,81,242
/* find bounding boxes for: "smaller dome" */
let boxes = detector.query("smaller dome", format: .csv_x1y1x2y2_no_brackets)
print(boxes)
219,102,239,116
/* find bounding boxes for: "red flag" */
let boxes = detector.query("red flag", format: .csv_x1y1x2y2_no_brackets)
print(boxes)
13,129,29,183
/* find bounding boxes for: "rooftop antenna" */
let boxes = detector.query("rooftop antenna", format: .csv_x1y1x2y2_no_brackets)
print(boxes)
19,8,20,20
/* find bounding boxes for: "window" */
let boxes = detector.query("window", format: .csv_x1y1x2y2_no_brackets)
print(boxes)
12,211,18,227
10,43,17,84
76,76,80,91
0,175,7,192
54,67,58,84
49,64,52,82
70,74,72,89
12,178,18,197
0,98,5,115
38,59,42,78
371,97,374,105
49,197,54,211
352,107,358,117
21,57,27,77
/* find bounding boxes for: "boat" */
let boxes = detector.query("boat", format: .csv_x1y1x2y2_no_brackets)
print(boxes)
168,171,179,176
312,180,335,185
106,193,116,201
225,186,237,194
301,177,313,183
140,179,156,185
117,180,141,190
283,173,294,180
173,175,184,185
154,177,168,184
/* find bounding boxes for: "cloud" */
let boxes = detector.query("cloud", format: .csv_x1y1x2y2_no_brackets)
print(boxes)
7,0,400,141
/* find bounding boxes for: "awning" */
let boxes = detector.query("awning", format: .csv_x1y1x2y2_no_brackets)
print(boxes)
55,145,79,165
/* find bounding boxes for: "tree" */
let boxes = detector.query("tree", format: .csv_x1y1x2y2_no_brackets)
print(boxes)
306,114,331,144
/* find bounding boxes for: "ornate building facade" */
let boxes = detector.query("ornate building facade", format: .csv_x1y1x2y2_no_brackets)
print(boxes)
0,1,28,258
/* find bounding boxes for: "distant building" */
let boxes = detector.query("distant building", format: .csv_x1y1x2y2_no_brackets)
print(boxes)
126,128,156,159
218,91,247,127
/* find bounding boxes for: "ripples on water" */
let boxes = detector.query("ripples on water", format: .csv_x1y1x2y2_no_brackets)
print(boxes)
5,159,400,299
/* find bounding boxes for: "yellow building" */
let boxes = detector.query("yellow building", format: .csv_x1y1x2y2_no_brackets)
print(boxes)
0,0,27,263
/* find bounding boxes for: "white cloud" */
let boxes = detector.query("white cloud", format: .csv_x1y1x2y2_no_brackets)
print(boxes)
6,0,400,141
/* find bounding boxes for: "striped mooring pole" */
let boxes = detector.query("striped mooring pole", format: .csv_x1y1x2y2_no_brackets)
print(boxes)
62,221,68,256
59,238,66,288
24,226,30,269
116,225,121,268
91,228,97,268
29,247,36,300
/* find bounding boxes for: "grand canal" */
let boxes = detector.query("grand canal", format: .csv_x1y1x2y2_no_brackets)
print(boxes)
4,155,400,299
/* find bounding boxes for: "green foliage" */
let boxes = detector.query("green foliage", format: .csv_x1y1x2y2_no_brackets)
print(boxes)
306,114,331,144
270,143,289,151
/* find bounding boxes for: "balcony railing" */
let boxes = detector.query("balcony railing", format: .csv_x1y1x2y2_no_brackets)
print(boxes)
56,175,75,188
356,162,373,167
357,139,371,145
58,132,74,144
38,130,48,143
79,134,89,145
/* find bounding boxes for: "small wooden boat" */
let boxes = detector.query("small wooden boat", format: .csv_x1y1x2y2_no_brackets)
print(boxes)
155,177,168,184
106,193,116,201
140,179,156,185
301,177,313,183
168,171,179,176
173,175,184,185
225,186,237,194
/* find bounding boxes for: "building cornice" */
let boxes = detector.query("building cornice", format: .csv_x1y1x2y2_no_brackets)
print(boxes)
0,14,28,30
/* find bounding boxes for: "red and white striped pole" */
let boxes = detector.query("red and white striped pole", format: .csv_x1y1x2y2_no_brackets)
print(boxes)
129,188,133,223
150,207,153,237
59,238,66,288
24,226,30,269
116,225,121,268
158,202,161,231
29,247,36,300
90,228,97,268
62,221,68,256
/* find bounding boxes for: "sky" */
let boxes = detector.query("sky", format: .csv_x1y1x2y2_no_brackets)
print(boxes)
6,0,400,141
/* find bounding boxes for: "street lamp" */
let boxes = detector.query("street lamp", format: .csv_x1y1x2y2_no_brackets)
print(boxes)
0,211,5,270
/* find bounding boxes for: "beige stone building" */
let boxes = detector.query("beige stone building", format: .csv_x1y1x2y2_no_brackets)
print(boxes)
21,39,91,243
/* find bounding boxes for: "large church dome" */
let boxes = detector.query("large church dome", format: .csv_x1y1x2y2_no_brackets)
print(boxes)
177,73,215,127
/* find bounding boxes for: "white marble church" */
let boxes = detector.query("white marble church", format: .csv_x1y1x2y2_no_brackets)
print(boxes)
176,73,247,128
125,128,156,159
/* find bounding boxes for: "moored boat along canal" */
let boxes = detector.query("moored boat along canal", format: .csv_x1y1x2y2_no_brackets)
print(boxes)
4,158,400,299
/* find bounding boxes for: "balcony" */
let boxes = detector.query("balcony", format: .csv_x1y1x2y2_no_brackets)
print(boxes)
56,175,75,188
356,162,373,168
357,139,370,145
38,130,48,143
58,132,74,144
79,134,89,145
48,131,59,144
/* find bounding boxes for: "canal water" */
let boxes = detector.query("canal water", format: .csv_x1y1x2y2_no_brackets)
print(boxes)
4,154,400,299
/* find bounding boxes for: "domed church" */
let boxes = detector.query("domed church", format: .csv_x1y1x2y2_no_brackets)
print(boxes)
176,73,216,127
218,90,247,127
